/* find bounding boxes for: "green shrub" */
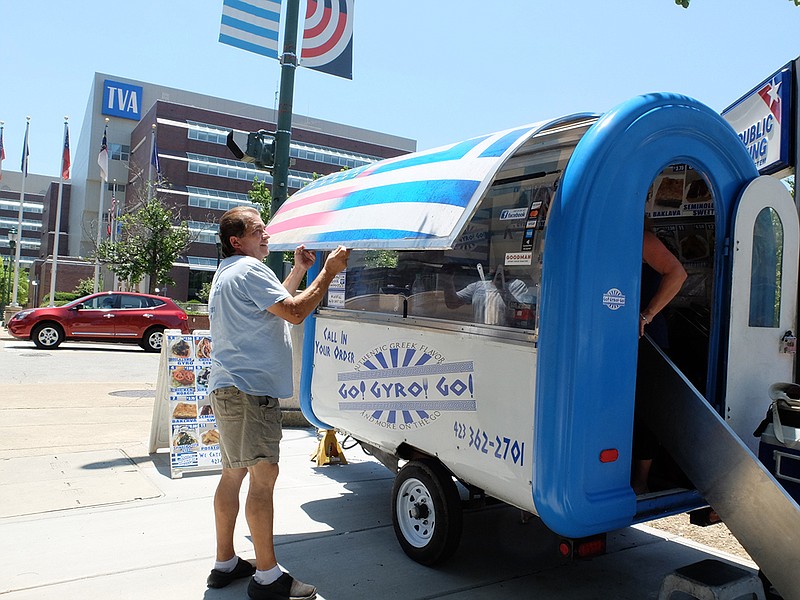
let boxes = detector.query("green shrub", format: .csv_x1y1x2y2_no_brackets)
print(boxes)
41,291,81,305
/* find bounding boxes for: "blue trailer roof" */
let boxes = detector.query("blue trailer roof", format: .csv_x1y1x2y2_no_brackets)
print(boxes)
266,115,597,251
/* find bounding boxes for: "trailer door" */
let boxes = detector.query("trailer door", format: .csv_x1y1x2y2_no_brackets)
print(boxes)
725,175,799,452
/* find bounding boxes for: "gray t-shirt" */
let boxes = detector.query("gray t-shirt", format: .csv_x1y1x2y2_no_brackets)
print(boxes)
457,279,529,326
208,255,292,397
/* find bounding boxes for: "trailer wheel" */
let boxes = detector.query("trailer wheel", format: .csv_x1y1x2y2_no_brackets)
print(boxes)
391,459,462,565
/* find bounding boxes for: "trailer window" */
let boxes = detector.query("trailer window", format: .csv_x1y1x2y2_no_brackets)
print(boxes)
749,207,783,328
331,181,554,331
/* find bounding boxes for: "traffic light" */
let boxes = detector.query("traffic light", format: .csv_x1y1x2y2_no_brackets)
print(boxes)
226,129,276,170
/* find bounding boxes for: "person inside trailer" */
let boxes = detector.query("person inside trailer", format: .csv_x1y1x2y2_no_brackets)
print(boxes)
441,264,531,327
633,218,687,494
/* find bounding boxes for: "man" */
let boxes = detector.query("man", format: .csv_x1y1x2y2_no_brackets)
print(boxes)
442,264,530,326
206,206,349,600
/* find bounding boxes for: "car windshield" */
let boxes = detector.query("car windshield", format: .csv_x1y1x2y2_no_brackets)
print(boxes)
63,296,93,308
63,295,112,309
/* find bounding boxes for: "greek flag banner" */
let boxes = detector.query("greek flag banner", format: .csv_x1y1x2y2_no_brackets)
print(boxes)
220,0,282,60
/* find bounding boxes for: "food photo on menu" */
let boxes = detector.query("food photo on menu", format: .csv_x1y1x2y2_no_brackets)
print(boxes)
172,401,198,421
200,427,220,446
169,336,194,360
195,336,212,360
170,365,196,389
172,425,199,449
198,399,214,418
196,366,210,390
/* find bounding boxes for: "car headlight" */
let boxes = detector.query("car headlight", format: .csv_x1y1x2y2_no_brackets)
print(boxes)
11,310,34,321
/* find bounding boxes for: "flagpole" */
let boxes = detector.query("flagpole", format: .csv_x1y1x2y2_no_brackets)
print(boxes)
93,118,110,294
148,123,156,201
11,116,30,308
111,179,117,243
48,117,69,307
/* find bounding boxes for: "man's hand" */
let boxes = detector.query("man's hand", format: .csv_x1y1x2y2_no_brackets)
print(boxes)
294,245,316,271
324,245,350,275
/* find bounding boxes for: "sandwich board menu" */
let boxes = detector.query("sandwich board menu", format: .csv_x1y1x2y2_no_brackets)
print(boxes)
149,329,222,478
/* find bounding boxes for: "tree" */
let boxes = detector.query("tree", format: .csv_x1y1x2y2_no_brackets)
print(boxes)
248,175,298,269
95,194,191,295
197,281,212,303
248,175,272,222
1,265,28,308
74,276,100,297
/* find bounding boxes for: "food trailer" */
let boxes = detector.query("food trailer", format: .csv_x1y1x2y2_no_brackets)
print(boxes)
265,93,800,595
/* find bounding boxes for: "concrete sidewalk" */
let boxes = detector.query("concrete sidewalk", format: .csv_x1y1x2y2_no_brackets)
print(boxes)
0,328,763,600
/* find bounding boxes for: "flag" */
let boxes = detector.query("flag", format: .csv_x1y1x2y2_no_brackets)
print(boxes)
107,193,115,236
0,125,5,181
61,124,71,180
97,126,109,182
220,0,282,60
300,0,354,80
150,132,161,182
21,120,30,177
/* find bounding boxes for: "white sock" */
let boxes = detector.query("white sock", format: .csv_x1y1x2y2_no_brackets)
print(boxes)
214,555,239,573
254,564,283,585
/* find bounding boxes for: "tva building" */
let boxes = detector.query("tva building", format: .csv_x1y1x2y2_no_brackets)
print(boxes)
63,73,416,301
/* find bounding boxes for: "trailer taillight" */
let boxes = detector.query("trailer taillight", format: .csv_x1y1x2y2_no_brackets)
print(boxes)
558,534,607,559
599,448,618,463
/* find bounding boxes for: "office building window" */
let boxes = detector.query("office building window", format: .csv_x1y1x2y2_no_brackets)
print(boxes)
292,141,379,169
187,121,229,145
187,256,219,270
188,221,220,245
110,144,130,161
185,119,382,168
107,183,126,192
0,200,44,214
187,186,257,212
186,153,314,188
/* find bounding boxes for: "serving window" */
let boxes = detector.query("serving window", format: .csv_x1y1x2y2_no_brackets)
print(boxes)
328,179,556,332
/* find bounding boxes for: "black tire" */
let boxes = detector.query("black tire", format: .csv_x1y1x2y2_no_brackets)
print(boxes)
391,459,462,565
31,322,65,349
140,326,166,352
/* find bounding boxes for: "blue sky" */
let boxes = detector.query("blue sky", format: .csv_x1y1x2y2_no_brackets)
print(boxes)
1,0,799,177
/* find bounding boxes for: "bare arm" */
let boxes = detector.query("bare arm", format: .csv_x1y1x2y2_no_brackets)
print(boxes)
441,272,466,308
282,245,316,295
268,245,350,325
640,230,687,336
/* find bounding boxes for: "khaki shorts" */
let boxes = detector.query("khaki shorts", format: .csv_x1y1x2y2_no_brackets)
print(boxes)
209,386,283,468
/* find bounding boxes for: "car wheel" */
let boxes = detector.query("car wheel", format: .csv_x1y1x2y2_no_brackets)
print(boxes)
140,326,165,352
32,322,65,349
392,459,463,565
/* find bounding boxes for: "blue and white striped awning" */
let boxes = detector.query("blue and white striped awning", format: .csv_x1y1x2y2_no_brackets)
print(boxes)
266,115,593,251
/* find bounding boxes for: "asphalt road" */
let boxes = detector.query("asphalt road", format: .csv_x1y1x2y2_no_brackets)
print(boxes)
0,333,162,385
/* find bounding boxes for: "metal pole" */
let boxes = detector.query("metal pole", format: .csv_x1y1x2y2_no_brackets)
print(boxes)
94,182,106,294
8,237,17,309
267,0,300,276
11,117,30,307
148,123,156,201
49,117,68,307
94,118,110,294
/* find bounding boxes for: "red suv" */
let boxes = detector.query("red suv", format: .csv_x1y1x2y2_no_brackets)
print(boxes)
7,292,190,352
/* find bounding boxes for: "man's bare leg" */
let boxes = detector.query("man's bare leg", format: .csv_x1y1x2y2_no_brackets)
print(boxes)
214,466,248,561
246,460,280,570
